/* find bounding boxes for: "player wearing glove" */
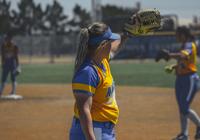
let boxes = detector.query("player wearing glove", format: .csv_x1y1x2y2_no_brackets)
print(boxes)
69,9,162,140
157,26,200,140
124,9,161,36
0,33,21,97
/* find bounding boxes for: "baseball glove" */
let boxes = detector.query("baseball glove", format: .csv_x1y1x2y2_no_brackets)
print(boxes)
155,49,170,62
124,9,161,36
14,65,22,76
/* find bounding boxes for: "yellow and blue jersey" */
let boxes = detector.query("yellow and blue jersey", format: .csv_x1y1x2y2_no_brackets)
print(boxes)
176,42,197,75
2,42,17,59
72,58,119,124
1,41,18,68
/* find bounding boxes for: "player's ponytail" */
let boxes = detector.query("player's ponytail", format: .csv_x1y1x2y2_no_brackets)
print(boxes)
73,22,108,75
74,28,89,74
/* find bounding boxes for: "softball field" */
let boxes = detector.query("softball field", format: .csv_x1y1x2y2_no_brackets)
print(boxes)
0,84,199,140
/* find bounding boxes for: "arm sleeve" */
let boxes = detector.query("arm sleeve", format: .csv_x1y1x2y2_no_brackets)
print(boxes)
72,66,99,96
181,43,192,57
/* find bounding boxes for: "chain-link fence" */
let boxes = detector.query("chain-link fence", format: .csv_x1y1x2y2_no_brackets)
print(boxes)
1,32,200,62
115,33,200,59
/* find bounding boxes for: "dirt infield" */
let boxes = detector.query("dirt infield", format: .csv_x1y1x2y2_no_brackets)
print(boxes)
0,84,199,140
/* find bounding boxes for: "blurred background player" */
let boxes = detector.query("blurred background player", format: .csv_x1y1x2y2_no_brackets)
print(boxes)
70,22,127,140
160,26,200,140
0,33,21,97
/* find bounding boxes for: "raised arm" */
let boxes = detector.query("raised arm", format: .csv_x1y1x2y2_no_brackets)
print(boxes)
110,33,128,59
168,52,188,60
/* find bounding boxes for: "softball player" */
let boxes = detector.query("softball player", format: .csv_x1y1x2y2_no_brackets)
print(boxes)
0,34,20,97
69,22,127,140
166,26,200,140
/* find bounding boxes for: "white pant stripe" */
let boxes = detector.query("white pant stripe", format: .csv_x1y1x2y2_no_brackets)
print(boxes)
186,76,194,102
94,128,102,140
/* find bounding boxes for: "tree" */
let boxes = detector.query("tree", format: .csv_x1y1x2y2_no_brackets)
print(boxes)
102,5,135,32
44,0,68,34
43,0,68,63
0,0,11,34
102,5,133,19
32,3,47,34
69,4,91,31
162,18,175,31
11,0,35,35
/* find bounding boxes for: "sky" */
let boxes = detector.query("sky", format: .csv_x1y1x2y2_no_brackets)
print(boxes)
10,0,200,25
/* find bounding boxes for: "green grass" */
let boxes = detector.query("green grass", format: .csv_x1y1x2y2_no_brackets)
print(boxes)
110,61,175,87
17,63,74,84
2,60,196,88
